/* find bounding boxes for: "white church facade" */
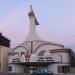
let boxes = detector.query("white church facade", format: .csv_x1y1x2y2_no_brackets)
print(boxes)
8,6,72,74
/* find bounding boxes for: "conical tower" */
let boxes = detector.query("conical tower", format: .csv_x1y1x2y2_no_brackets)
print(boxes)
19,5,64,54
25,5,41,41
19,5,43,53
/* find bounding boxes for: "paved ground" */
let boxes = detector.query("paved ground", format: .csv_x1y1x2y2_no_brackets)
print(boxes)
55,74,75,75
0,72,30,75
0,72,75,75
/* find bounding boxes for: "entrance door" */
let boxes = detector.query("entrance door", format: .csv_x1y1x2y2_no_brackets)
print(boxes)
24,66,30,73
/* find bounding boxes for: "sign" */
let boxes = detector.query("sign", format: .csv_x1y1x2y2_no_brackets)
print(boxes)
24,50,31,62
37,56,54,62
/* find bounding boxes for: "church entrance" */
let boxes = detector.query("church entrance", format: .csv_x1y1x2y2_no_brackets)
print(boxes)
24,66,47,73
29,66,48,73
20,61,52,73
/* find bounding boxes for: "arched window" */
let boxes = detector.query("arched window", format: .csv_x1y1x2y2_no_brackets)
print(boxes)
38,50,46,56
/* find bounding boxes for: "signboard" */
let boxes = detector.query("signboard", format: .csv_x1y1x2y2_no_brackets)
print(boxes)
37,56,54,62
30,55,61,63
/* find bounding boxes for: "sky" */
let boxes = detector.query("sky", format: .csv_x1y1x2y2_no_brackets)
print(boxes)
0,0,75,51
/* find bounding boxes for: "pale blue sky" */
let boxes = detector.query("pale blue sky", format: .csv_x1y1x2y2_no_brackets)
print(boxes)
0,0,75,51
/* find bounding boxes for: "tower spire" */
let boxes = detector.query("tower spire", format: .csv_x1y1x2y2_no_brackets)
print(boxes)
30,5,33,13
28,5,39,25
25,5,41,41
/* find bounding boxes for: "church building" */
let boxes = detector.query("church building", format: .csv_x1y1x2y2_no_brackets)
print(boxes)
8,6,74,74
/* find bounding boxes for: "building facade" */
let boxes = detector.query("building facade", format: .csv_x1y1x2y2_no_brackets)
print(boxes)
8,6,72,74
0,33,12,72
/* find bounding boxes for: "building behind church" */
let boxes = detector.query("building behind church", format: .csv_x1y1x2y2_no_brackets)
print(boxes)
0,33,12,72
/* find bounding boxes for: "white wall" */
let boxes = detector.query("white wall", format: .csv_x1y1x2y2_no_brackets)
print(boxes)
14,47,26,53
9,64,25,73
48,64,57,74
35,44,64,55
52,52,70,64
0,46,12,72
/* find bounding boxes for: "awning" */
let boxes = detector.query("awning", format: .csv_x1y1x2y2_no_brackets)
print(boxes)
11,61,54,66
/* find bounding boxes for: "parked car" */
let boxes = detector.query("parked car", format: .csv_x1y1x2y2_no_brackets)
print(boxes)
31,69,53,75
